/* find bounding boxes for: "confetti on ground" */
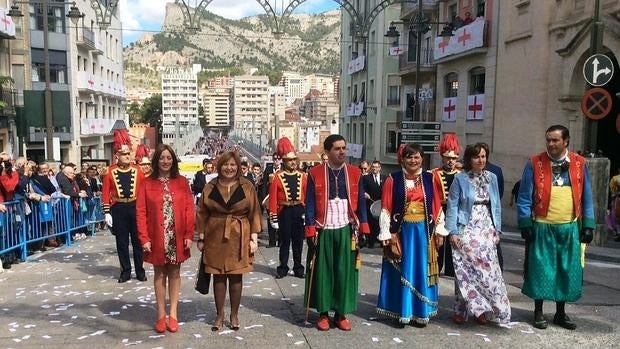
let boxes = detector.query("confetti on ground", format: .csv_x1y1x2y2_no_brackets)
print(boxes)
520,330,534,334
235,336,244,340
77,335,89,340
281,297,290,301
294,341,305,345
219,330,234,335
474,333,488,337
244,324,263,329
194,334,202,338
447,332,460,336
392,337,403,343
372,337,379,342
483,338,491,342
362,322,372,326
149,335,165,339
286,333,293,337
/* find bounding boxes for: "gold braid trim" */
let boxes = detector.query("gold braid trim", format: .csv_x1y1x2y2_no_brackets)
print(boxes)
388,259,438,307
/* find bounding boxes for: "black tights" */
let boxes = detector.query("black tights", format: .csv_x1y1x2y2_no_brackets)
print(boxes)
213,274,243,324
535,299,566,315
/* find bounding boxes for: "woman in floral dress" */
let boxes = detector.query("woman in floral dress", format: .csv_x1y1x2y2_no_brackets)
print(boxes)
445,143,511,325
137,144,195,333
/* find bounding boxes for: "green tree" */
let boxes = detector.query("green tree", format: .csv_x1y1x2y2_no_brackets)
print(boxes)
127,101,142,125
140,94,162,127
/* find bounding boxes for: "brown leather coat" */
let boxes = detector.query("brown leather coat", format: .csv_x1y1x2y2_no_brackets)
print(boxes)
196,177,262,274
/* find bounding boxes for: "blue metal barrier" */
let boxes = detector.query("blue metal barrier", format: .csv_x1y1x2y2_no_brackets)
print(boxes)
0,197,104,261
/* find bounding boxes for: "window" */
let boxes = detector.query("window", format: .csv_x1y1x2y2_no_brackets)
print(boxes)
369,79,374,104
476,0,485,17
407,30,417,62
444,73,458,97
469,67,485,94
448,3,457,21
31,49,67,83
29,3,66,33
387,85,400,105
369,30,376,56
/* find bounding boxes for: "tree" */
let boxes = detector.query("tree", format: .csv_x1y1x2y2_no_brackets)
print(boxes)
140,94,162,127
127,102,142,125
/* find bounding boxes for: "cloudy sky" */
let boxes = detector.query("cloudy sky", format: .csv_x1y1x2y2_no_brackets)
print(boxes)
119,0,340,45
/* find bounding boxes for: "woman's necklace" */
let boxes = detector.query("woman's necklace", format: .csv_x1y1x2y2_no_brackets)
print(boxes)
329,166,343,202
218,179,235,196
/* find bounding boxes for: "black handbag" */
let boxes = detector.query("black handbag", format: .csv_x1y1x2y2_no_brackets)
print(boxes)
195,251,211,295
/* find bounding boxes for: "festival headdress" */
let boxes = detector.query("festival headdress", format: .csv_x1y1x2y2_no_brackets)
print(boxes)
113,129,131,154
439,133,460,158
135,144,150,164
276,137,297,160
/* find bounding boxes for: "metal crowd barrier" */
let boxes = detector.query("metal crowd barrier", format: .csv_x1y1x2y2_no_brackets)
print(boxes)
0,196,104,261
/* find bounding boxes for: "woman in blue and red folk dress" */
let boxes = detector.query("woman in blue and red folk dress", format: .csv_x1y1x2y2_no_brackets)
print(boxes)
376,143,447,328
137,144,195,333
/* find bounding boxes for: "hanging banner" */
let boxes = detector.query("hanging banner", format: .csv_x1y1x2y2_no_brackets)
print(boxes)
466,94,485,120
442,97,458,122
434,17,485,60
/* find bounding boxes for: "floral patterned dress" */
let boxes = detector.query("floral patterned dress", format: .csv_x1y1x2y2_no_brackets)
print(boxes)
452,173,511,324
161,178,177,264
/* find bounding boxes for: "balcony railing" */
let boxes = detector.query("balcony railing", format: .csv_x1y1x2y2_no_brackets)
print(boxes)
76,71,126,98
0,88,17,117
399,48,435,72
401,1,439,19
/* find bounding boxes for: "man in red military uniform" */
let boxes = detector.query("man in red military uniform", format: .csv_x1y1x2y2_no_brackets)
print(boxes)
304,134,370,331
269,137,307,279
102,143,146,283
431,133,461,276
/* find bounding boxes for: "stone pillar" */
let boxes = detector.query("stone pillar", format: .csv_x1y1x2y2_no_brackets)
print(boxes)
586,157,610,246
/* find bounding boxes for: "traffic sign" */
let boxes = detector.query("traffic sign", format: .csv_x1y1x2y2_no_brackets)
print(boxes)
581,87,613,120
401,133,441,142
583,54,614,87
401,121,441,132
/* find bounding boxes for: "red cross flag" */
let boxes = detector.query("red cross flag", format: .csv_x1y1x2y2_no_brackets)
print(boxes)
389,46,404,56
466,94,485,120
433,17,485,60
442,97,458,122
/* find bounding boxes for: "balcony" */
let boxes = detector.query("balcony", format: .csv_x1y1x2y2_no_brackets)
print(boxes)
399,48,435,75
76,27,97,51
76,71,126,98
0,88,17,118
401,1,438,20
433,17,487,62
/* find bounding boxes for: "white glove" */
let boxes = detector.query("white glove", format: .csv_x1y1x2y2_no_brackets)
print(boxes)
105,213,113,227
271,222,279,230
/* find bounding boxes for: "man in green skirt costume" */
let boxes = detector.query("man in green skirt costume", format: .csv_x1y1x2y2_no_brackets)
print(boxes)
304,134,370,331
517,125,594,330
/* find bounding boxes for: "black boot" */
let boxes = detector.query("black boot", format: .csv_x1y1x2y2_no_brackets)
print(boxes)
553,313,577,330
533,310,548,329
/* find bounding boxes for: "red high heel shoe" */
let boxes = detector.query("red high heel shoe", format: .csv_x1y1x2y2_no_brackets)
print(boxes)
154,316,167,333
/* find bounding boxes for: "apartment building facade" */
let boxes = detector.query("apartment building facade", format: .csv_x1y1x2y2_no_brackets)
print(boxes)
161,65,200,150
0,2,17,154
201,87,231,129
232,75,269,149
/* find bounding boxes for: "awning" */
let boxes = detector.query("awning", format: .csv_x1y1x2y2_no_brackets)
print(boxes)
80,118,127,136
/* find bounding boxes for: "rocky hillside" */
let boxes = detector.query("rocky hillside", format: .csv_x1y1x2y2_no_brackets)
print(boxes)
124,3,341,89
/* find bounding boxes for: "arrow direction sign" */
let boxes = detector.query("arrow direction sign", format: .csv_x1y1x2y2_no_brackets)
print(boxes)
583,54,614,87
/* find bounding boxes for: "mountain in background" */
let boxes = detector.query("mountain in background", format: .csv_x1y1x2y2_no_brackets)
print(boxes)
123,3,341,89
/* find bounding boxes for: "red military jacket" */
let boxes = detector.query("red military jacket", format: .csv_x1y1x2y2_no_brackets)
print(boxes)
268,169,307,215
102,163,144,213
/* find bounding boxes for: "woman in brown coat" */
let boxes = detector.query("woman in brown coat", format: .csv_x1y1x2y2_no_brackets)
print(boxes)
196,151,262,331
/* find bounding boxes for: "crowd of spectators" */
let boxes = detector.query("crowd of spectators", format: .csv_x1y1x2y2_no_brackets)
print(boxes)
0,155,107,272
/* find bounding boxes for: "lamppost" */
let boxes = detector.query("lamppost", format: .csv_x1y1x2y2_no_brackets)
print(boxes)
9,1,83,161
384,0,454,121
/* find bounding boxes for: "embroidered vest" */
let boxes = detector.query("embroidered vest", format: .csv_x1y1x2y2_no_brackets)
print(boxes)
309,164,362,228
531,151,585,218
389,171,435,234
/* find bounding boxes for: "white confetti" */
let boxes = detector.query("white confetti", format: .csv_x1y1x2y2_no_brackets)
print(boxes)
392,338,403,343
219,329,234,335
193,334,202,338
483,337,491,342
474,333,487,337
90,330,106,336
372,337,379,342
447,332,460,336
281,297,290,301
149,335,165,339
235,336,244,340
24,324,36,329
77,335,89,340
244,324,263,329
42,335,52,339
521,329,534,334
286,333,294,337
294,341,305,345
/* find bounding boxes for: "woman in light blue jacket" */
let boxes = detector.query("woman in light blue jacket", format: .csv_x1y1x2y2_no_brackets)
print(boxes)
446,143,511,325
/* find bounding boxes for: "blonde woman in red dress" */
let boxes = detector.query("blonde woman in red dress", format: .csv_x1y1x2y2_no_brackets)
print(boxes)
137,144,195,333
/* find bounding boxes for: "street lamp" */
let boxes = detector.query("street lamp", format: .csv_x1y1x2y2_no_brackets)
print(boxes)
384,0,454,121
9,1,83,162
